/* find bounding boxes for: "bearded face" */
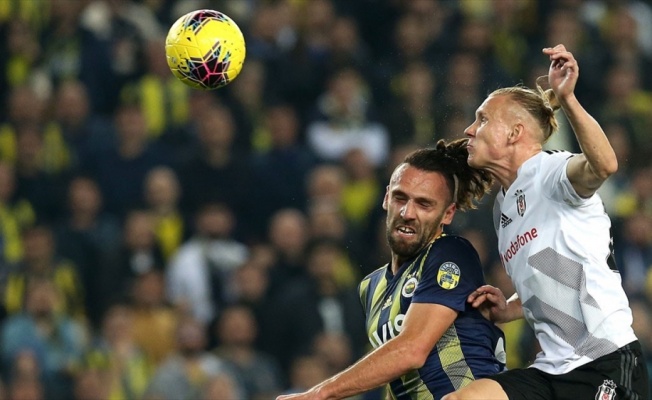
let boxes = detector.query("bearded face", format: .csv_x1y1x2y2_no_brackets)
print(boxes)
386,209,444,259
383,164,455,265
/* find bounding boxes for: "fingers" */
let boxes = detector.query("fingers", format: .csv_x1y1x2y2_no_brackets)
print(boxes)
467,285,497,304
470,292,489,308
543,45,577,69
542,44,567,54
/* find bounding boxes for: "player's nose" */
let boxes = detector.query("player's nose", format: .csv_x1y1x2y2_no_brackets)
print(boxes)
464,123,475,137
400,201,416,220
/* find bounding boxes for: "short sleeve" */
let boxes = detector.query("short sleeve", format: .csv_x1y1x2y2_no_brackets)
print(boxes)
539,151,586,206
411,236,485,312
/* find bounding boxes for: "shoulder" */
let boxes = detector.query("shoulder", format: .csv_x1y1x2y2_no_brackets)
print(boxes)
424,234,483,274
517,151,576,189
536,150,575,168
358,265,387,302
431,234,477,254
361,264,387,283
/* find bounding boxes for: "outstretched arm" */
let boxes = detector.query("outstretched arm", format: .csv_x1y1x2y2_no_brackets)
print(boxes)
276,303,458,400
543,44,618,198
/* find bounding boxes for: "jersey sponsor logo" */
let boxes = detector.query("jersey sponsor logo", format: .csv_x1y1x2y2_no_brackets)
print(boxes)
371,313,405,348
501,227,538,263
500,213,512,228
401,277,418,297
437,262,460,290
515,189,526,217
594,380,616,400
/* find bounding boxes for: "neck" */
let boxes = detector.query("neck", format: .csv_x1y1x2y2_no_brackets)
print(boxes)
490,145,541,190
390,232,443,274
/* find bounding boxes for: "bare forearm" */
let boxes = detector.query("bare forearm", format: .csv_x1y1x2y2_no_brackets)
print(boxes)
315,339,422,399
561,94,617,180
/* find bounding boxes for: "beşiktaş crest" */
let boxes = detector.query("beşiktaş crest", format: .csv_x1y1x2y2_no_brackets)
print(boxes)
515,189,526,217
594,379,616,400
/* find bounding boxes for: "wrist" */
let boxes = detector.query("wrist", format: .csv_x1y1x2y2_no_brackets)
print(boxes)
505,299,523,322
314,382,334,400
558,92,578,109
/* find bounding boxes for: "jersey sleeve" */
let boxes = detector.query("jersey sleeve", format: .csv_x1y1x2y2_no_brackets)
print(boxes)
539,151,587,206
411,236,484,312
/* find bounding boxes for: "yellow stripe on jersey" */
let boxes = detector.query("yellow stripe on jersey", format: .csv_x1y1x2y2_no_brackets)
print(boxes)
400,371,434,400
367,277,388,341
358,278,371,314
436,324,475,390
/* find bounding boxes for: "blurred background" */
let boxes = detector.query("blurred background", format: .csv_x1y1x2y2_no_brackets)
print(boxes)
0,0,650,399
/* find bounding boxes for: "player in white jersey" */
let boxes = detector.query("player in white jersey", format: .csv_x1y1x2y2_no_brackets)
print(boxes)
442,44,649,400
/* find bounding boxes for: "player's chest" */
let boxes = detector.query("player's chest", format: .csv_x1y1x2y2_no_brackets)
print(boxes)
366,272,420,348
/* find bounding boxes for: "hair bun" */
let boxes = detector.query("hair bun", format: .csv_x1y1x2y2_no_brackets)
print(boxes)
544,88,561,111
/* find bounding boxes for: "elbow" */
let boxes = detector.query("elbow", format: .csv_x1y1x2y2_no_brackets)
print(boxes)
596,157,618,181
404,345,429,370
606,157,619,177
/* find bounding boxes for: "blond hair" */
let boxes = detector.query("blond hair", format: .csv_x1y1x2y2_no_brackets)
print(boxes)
490,77,560,142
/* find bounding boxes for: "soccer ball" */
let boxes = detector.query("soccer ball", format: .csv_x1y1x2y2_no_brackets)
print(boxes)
165,9,246,90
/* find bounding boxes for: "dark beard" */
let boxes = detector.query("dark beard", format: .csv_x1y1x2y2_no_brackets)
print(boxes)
386,229,427,259
386,216,442,260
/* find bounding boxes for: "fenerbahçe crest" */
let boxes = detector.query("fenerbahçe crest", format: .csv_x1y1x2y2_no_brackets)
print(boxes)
401,277,418,297
437,262,460,290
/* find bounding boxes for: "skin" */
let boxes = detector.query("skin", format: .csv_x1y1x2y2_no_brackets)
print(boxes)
441,45,620,400
276,165,457,400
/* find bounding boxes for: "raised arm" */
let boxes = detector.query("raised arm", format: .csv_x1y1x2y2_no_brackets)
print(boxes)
543,44,618,198
276,303,458,400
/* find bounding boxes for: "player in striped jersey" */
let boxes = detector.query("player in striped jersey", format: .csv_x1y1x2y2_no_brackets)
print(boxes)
277,139,505,400
444,45,649,400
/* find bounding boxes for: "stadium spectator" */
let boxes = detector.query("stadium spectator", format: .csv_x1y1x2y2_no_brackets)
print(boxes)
166,202,249,325
212,304,284,399
0,161,35,268
54,175,121,328
142,166,187,262
143,316,241,400
129,269,179,369
83,102,170,218
305,66,390,167
176,104,254,231
1,278,87,400
248,102,316,239
3,224,85,320
84,302,150,399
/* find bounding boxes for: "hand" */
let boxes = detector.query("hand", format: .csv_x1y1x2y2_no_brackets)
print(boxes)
542,44,578,101
467,285,508,323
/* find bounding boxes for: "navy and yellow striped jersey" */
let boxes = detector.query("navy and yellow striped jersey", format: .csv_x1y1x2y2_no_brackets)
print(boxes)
358,234,506,399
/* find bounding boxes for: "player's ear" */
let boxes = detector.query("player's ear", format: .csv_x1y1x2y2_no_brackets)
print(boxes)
509,123,524,144
442,202,456,225
382,186,390,210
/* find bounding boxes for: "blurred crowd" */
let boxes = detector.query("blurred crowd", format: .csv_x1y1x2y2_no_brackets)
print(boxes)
0,0,651,399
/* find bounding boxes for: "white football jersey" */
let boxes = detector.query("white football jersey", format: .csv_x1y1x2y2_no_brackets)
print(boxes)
493,151,637,375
